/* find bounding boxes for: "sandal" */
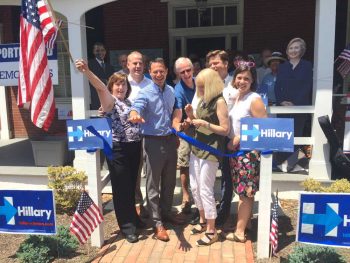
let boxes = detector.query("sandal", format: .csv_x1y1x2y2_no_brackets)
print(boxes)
226,232,246,243
190,222,206,235
196,232,218,246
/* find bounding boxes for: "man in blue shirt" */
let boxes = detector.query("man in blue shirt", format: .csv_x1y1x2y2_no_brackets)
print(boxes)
129,58,183,242
172,57,196,215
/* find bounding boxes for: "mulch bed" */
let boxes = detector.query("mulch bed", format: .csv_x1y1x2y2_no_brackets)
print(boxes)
1,196,350,262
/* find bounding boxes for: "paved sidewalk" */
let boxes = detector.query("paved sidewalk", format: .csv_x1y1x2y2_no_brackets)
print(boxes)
92,218,254,263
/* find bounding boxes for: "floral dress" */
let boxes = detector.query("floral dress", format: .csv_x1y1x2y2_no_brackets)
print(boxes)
229,150,260,198
228,92,262,198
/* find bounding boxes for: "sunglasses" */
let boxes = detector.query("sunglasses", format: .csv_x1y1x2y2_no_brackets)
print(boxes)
235,60,256,68
179,68,192,75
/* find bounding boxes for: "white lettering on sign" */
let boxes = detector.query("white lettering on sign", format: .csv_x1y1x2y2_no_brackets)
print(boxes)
260,129,292,140
83,129,111,138
17,206,52,220
0,47,20,59
343,215,350,227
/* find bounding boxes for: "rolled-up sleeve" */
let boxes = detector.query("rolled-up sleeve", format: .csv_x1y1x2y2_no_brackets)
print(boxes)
131,88,148,116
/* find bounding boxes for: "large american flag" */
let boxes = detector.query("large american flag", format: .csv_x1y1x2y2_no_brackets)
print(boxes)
269,192,279,256
18,0,57,130
69,191,104,245
337,44,350,79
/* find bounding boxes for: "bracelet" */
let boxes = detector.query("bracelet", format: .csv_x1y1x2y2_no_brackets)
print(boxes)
206,122,210,129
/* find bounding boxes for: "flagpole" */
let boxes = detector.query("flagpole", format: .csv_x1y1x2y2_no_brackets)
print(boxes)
45,0,74,64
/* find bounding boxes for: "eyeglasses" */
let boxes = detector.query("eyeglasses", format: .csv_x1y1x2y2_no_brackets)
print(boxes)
179,68,192,75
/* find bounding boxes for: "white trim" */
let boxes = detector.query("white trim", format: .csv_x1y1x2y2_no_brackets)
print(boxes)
167,0,244,62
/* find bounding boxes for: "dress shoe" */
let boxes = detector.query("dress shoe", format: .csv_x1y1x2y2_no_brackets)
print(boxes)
136,219,147,229
190,209,200,225
154,225,169,242
181,201,192,214
163,213,186,225
125,233,138,243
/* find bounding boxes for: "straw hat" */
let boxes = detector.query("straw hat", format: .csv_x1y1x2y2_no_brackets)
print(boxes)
265,52,286,65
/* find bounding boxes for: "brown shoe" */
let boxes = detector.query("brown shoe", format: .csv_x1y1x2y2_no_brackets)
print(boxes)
163,212,187,225
154,225,169,242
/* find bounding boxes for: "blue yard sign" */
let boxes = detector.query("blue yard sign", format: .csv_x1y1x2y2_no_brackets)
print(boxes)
240,118,294,152
297,193,350,247
66,118,112,151
0,190,56,235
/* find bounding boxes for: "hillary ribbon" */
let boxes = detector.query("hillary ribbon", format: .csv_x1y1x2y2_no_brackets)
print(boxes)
86,125,113,160
171,128,272,157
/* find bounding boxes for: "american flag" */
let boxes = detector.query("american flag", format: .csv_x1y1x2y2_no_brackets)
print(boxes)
337,44,350,78
18,0,57,130
69,191,104,245
269,191,279,256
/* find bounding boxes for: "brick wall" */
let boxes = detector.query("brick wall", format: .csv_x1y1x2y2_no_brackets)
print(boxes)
102,0,169,61
243,0,316,60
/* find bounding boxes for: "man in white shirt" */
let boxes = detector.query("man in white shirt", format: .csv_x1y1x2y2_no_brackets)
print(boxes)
127,51,152,218
206,50,237,227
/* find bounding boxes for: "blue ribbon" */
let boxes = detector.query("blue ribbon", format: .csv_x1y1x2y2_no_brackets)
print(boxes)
86,125,113,160
171,128,272,157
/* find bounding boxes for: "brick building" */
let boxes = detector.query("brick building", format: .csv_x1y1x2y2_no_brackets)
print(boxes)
0,0,349,140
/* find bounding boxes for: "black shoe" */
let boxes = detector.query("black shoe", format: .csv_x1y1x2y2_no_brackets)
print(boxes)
125,234,138,243
136,219,147,229
215,213,228,227
190,210,200,225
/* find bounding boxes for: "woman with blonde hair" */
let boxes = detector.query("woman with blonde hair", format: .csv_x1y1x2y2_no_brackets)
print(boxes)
185,68,229,246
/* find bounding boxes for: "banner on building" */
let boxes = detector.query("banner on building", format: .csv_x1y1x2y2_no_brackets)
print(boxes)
0,43,58,86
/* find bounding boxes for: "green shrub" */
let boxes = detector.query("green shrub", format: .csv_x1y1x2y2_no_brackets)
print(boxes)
301,178,350,193
16,237,52,263
16,226,79,263
48,166,87,214
287,244,346,263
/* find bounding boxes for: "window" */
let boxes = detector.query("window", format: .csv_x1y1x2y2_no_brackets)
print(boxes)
54,17,71,99
175,5,239,28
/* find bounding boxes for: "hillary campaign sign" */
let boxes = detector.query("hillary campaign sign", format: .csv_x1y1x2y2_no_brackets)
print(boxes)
66,118,112,151
0,190,56,235
297,193,350,247
239,118,294,152
0,43,58,86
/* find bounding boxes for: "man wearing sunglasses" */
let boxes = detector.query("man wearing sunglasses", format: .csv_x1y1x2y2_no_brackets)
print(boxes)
172,57,196,215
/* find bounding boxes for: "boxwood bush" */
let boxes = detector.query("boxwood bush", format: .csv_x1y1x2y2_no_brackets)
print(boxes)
287,244,346,263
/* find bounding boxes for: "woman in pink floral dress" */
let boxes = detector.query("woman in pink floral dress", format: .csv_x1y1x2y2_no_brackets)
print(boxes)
226,61,267,243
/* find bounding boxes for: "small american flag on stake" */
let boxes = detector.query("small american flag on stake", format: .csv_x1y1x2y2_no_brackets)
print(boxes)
269,190,279,256
70,191,104,245
336,44,350,79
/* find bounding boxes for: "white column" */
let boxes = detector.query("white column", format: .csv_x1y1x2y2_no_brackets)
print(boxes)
65,13,103,247
0,87,11,139
309,0,336,180
257,154,273,259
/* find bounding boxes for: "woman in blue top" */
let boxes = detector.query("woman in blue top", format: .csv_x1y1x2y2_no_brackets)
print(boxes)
75,59,143,243
274,38,313,137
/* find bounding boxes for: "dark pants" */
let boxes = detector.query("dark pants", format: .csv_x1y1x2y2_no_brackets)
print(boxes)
217,139,233,220
107,141,142,235
144,135,177,227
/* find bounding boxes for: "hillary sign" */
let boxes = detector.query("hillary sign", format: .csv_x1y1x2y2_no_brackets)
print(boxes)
297,193,350,247
0,43,58,86
239,118,294,152
66,118,113,151
0,190,56,235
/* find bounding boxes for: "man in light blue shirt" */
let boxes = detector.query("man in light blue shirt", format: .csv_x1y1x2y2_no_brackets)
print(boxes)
129,58,183,242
